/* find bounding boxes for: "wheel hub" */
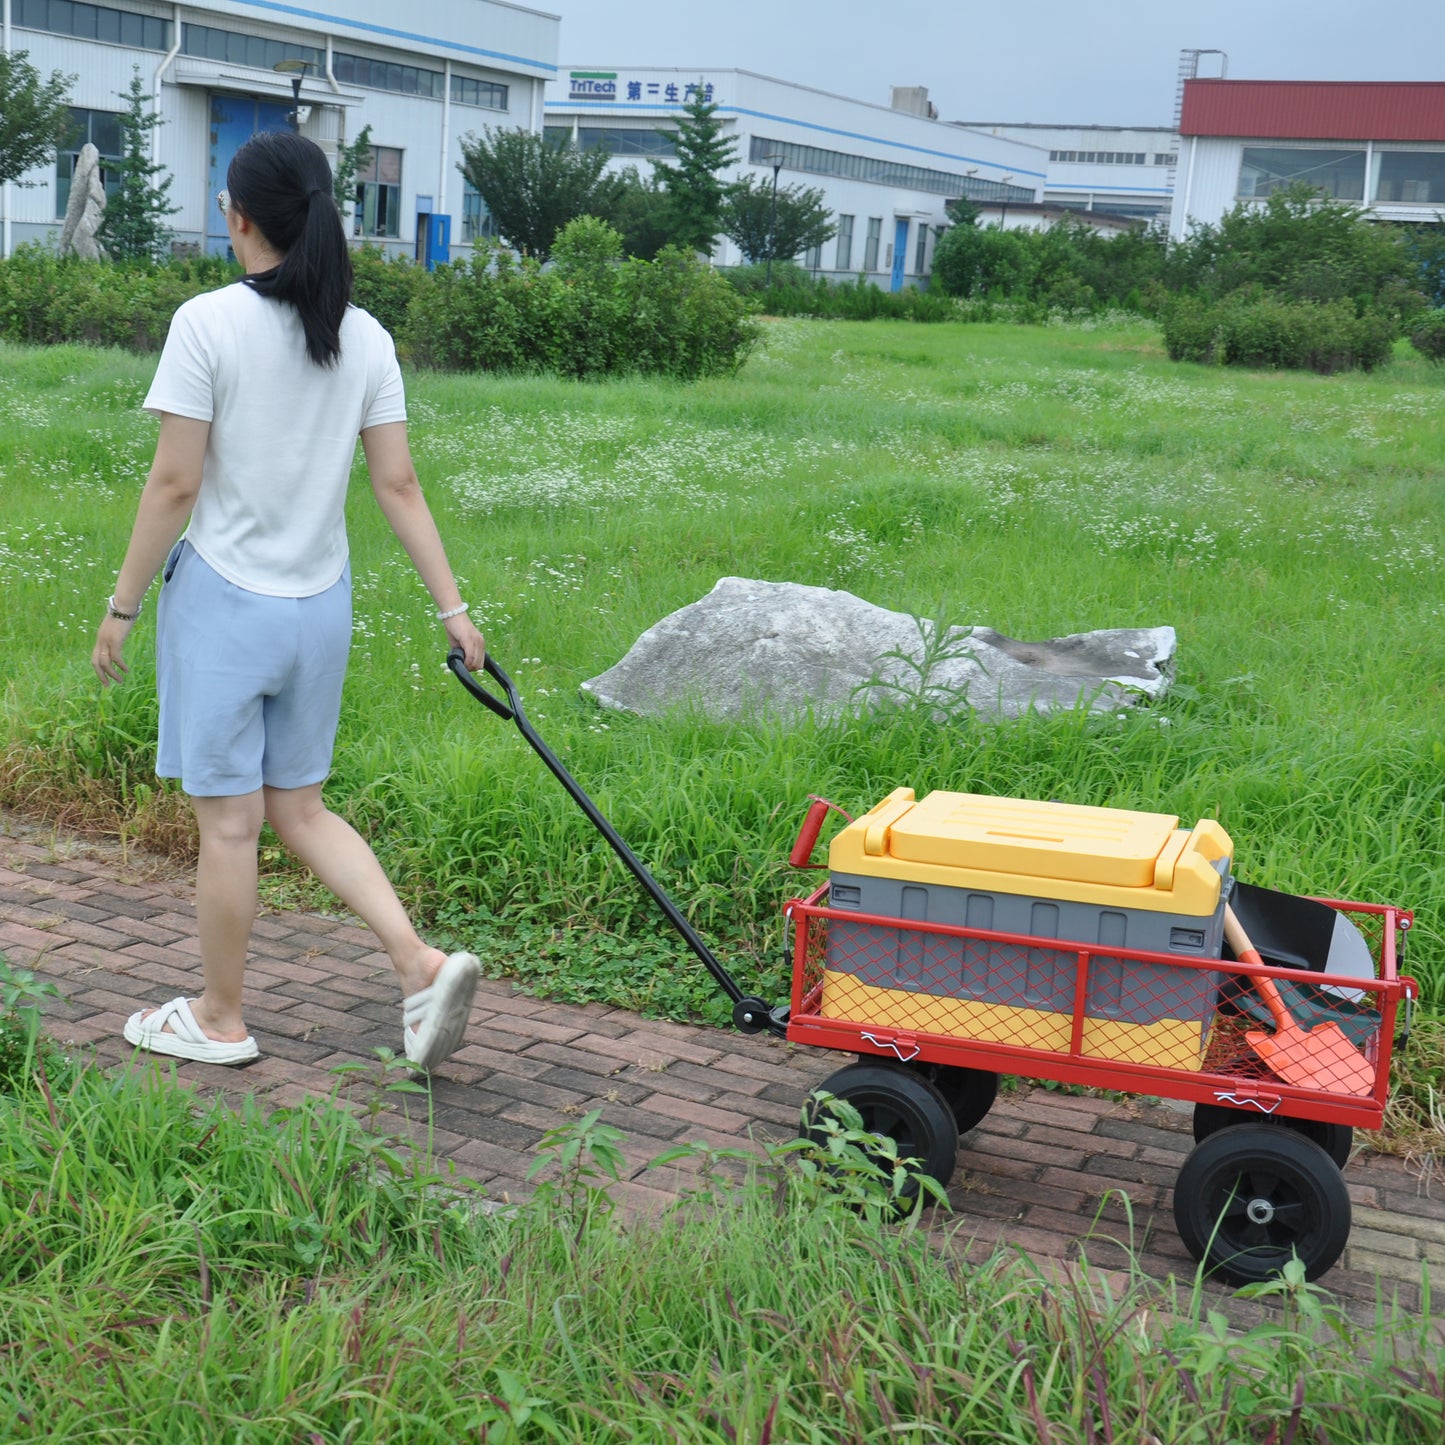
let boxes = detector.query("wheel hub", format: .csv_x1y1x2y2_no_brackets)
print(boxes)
1246,1197,1276,1226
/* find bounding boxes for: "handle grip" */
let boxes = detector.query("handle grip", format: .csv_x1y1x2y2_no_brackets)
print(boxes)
446,647,515,721
789,797,831,868
788,795,851,869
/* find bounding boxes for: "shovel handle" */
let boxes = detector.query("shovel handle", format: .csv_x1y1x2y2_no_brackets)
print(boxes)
1224,903,1292,1032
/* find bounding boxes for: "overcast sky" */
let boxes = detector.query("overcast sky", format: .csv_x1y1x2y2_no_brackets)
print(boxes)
551,1,1442,127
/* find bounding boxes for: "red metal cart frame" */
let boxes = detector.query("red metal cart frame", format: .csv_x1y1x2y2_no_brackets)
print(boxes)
786,886,1416,1131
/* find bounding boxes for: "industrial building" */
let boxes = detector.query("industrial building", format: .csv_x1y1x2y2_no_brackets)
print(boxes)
1170,79,1445,238
953,123,1179,224
1,0,560,260
543,69,1046,287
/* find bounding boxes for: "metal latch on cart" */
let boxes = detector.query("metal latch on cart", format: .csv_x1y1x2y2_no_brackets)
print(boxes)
861,1031,921,1063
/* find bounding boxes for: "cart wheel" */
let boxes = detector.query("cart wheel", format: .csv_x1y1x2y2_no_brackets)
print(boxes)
1173,1126,1351,1285
1192,1102,1352,1170
731,996,775,1035
918,1064,998,1137
805,1062,957,1197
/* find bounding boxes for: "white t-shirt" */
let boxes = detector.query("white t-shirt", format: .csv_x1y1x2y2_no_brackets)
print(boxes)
143,284,407,597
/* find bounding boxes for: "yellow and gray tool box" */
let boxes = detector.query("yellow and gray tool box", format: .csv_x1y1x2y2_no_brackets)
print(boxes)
822,788,1234,1069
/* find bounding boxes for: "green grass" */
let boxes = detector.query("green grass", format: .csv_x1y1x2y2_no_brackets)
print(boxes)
1,1034,1441,1443
1,320,1442,1029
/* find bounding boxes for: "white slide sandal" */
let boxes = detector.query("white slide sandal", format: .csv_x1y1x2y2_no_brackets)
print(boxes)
403,952,481,1072
123,997,259,1066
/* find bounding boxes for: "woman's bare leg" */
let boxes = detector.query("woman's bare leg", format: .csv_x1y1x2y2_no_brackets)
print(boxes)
262,782,444,997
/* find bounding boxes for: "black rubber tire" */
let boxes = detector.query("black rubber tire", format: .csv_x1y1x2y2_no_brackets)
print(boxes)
919,1064,999,1137
806,1062,957,1196
1192,1102,1353,1170
1174,1125,1352,1285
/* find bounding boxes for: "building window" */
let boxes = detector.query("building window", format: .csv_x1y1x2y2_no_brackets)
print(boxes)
576,126,676,158
15,0,169,49
803,241,822,270
863,217,882,272
1375,150,1445,204
914,223,929,274
461,182,495,243
834,213,854,270
334,52,443,99
181,24,322,72
355,146,402,238
451,75,509,110
1238,147,1366,201
1153,152,1177,165
55,106,123,217
750,134,1034,203
1050,150,1146,165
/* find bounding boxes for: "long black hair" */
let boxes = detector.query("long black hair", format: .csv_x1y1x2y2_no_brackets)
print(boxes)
227,130,352,367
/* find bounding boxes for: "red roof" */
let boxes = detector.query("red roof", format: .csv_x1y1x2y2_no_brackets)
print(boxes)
1180,80,1445,142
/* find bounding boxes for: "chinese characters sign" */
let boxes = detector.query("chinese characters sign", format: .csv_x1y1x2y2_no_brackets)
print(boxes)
568,73,717,105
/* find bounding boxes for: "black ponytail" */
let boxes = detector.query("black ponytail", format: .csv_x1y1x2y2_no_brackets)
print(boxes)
227,130,353,367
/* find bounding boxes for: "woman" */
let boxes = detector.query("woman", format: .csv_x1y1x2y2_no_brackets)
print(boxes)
91,130,484,1073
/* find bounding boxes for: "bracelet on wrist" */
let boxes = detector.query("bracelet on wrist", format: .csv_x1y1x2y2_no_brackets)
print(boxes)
437,601,469,621
107,594,142,622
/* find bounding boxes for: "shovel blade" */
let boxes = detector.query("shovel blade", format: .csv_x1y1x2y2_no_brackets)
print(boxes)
1245,1020,1375,1096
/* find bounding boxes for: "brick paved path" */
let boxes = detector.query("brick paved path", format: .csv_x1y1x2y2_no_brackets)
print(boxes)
4,813,1441,1327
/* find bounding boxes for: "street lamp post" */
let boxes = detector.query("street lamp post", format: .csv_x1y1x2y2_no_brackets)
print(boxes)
273,58,314,131
765,155,783,286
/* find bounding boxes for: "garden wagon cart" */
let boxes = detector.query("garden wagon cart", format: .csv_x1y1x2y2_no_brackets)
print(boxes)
448,651,1417,1286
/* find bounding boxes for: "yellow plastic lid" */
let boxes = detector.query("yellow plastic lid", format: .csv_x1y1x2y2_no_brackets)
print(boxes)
884,791,1181,887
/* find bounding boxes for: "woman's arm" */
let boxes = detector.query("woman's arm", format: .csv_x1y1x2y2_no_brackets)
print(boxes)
361,421,486,670
92,413,209,686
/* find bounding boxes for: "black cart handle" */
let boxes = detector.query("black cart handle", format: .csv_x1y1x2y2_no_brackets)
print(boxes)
446,649,515,721
445,648,788,1037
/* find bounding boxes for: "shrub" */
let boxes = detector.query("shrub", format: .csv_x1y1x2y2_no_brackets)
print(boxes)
1161,292,1398,373
404,224,760,380
1408,308,1445,362
349,245,424,338
725,270,962,322
0,245,234,350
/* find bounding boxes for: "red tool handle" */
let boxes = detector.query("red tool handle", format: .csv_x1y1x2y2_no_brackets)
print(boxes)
790,796,851,868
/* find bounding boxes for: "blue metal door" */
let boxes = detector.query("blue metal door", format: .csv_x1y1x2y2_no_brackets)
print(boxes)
890,218,909,292
427,213,450,269
207,95,293,255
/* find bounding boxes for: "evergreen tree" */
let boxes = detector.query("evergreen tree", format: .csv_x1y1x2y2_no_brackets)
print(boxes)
651,88,739,256
99,69,178,263
0,50,75,188
721,175,835,264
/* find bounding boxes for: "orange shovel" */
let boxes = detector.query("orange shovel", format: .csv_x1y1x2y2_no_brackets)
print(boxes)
1224,904,1374,1097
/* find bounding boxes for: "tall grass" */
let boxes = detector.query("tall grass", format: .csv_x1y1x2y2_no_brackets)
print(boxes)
1,322,1441,1020
1,1038,1441,1442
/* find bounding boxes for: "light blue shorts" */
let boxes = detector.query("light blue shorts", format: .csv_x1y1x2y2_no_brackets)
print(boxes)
155,541,352,798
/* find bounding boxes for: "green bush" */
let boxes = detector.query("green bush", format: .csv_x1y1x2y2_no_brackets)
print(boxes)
725,270,962,322
405,222,760,380
1161,292,1398,373
349,245,424,339
1408,308,1445,362
0,245,232,350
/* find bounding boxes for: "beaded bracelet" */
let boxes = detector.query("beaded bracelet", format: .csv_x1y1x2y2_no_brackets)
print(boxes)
437,602,470,621
107,594,142,622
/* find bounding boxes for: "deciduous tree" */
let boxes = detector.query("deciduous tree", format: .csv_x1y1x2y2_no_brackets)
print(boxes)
458,127,619,260
0,50,75,188
721,175,835,264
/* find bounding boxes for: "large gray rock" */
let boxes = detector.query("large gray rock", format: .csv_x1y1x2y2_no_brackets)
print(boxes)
58,143,108,260
581,578,1175,723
